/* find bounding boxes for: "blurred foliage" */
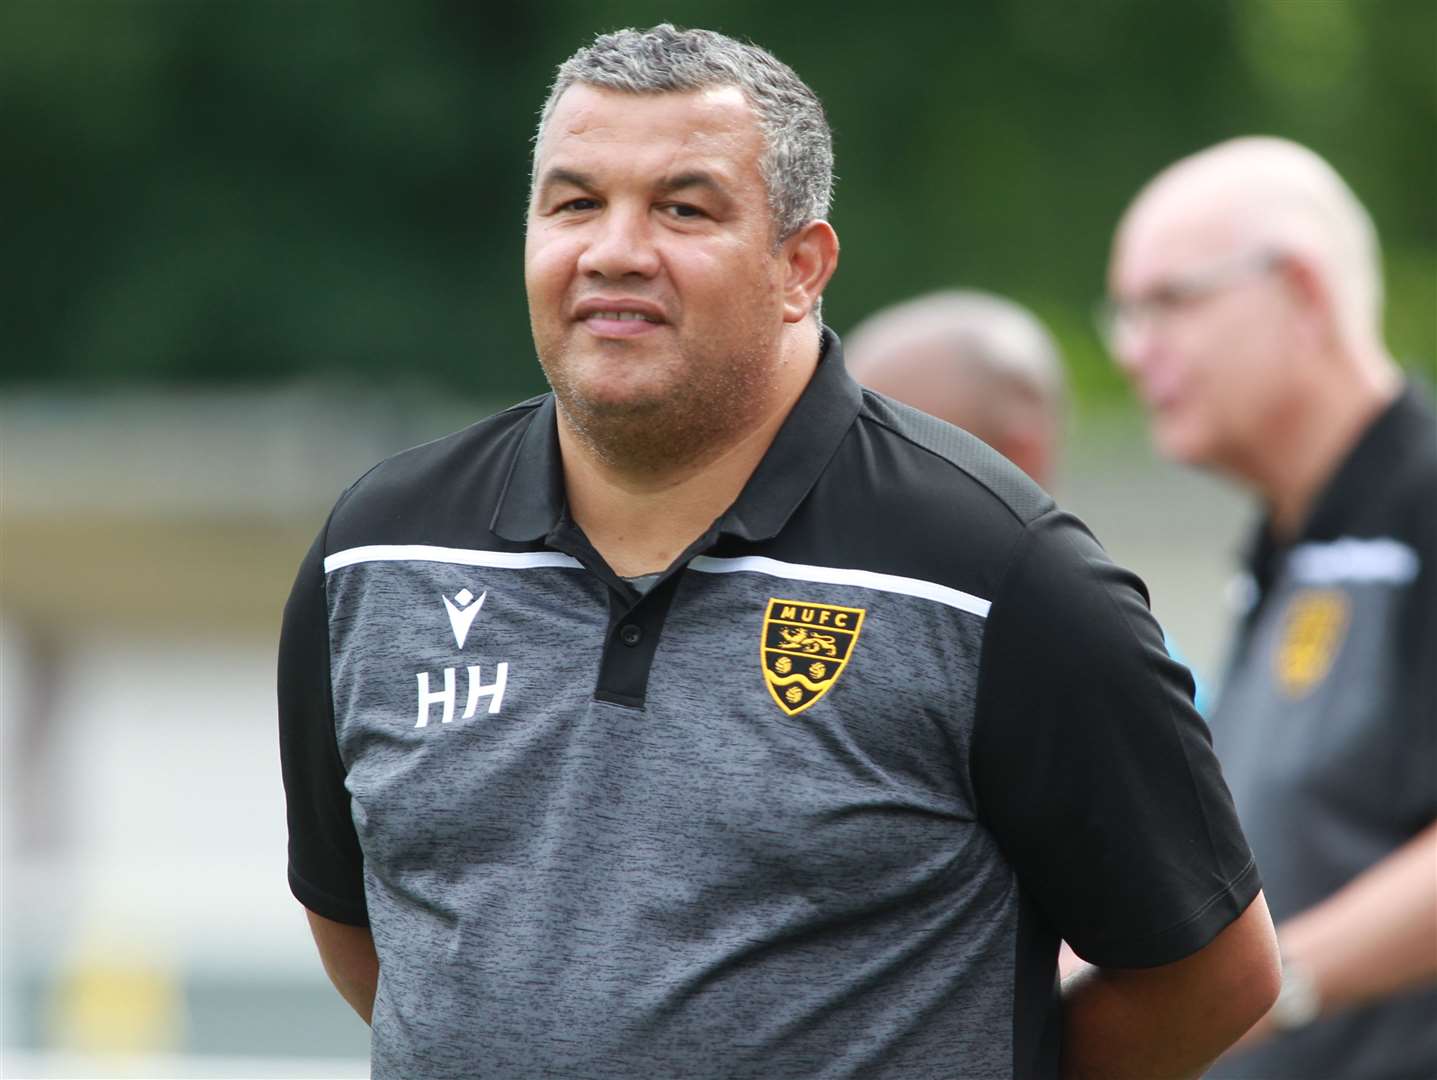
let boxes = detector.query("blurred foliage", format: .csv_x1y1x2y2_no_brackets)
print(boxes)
4,0,1433,405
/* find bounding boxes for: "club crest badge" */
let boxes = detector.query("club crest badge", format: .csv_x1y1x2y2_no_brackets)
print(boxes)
1275,589,1349,697
761,598,865,716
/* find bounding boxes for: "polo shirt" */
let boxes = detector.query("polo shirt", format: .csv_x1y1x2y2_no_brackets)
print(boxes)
279,330,1259,1080
1207,383,1437,1080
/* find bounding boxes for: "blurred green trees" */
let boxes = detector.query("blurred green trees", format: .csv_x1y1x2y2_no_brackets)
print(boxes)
5,0,1433,404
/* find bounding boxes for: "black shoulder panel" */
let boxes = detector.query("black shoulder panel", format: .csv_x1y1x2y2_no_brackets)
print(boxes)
739,388,1062,609
859,390,1054,527
325,398,545,554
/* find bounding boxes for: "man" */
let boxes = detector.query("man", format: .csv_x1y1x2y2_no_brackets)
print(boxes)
845,289,1067,490
279,26,1279,1079
1107,136,1437,1080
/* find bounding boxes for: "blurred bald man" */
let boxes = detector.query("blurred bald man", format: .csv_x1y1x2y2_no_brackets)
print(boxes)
1108,136,1436,1080
846,290,1066,489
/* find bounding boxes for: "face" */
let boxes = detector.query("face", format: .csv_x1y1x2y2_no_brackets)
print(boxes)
526,84,796,459
1107,204,1300,472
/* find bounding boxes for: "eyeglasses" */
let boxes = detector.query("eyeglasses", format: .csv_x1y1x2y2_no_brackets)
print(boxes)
1096,249,1284,348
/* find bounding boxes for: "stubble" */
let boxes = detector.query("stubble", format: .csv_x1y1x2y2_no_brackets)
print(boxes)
538,330,783,476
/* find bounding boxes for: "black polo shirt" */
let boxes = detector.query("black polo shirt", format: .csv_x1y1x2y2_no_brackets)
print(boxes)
279,330,1258,1080
1208,383,1437,1080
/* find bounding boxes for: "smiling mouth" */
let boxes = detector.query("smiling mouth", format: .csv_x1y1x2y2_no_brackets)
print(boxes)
585,310,660,323
578,308,667,339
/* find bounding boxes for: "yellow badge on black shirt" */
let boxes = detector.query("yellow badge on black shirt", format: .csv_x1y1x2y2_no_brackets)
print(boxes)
1275,589,1349,697
761,598,865,715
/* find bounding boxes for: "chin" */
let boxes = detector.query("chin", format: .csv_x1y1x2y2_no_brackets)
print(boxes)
564,379,671,419
1165,440,1223,472
1151,419,1211,468
544,353,661,409
585,392,668,418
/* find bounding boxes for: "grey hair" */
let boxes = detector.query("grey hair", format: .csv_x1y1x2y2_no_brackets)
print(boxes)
847,290,1068,414
534,24,834,242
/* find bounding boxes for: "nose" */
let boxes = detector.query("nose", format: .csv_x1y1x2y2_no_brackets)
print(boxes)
576,204,661,280
1108,312,1158,382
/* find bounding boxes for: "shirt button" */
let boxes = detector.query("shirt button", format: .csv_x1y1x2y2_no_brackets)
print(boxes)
620,624,643,647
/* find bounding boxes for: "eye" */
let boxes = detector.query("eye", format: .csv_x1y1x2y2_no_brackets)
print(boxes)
556,197,600,213
1146,284,1189,313
661,202,706,220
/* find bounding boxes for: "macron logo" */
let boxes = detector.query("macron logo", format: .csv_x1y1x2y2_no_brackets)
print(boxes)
442,588,486,649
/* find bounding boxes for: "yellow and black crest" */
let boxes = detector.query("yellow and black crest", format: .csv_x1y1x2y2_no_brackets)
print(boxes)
761,598,866,716
1275,589,1349,697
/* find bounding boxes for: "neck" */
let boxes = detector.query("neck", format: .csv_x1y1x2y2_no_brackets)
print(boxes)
560,324,820,577
1241,345,1401,541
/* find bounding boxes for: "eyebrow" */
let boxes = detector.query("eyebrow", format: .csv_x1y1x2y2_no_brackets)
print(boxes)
535,167,597,196
534,167,733,202
656,171,730,200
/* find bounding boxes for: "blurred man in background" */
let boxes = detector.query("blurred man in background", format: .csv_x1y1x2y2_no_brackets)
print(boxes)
845,290,1066,490
1107,135,1437,1080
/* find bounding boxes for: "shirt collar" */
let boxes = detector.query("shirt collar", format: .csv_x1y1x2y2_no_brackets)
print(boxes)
1242,380,1433,576
490,393,566,543
1298,381,1431,541
717,327,861,541
492,327,862,546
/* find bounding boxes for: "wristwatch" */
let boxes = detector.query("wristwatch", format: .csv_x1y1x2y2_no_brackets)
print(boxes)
1269,960,1322,1031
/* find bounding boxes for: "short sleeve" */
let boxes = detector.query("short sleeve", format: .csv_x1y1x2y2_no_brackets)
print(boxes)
972,509,1258,968
1396,505,1437,826
277,521,369,926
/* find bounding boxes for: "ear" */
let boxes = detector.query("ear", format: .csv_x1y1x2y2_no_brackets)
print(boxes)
780,221,840,324
1278,251,1325,308
1277,251,1340,349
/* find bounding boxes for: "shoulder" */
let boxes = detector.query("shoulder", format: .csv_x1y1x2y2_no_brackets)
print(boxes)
1376,382,1437,539
324,395,546,553
853,389,1055,528
765,389,1065,610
